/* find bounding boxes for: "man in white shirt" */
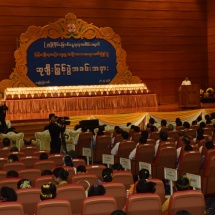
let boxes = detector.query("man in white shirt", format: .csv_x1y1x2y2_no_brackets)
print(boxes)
181,77,191,85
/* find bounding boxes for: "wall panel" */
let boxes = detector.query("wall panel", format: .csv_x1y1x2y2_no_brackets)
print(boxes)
0,0,207,104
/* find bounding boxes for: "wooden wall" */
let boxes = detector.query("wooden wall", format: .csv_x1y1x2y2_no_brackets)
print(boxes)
0,0,208,104
208,0,215,87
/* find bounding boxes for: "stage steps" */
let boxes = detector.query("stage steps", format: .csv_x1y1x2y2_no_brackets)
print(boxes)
10,119,49,140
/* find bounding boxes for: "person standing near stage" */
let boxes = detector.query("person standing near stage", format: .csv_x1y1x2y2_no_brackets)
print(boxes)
181,77,191,85
44,113,65,154
0,101,8,133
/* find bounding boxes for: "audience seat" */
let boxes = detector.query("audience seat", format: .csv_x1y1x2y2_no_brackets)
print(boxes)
185,129,197,139
112,171,133,190
3,162,25,172
0,170,6,180
57,184,85,215
35,175,54,188
86,164,106,180
152,146,177,180
20,146,38,156
203,128,213,136
0,177,22,190
103,182,126,210
7,151,25,159
0,148,10,157
94,135,111,162
131,132,142,144
125,193,162,215
82,196,117,215
18,168,41,187
177,151,202,176
131,144,155,175
20,156,39,168
48,154,64,166
72,158,86,167
36,199,72,215
34,160,55,172
33,150,49,158
0,157,7,169
168,131,179,141
168,190,205,215
150,132,160,141
16,188,41,215
0,202,24,215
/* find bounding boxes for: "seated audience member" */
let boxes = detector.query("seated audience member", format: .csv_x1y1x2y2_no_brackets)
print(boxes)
129,136,148,160
88,184,106,197
175,118,182,128
112,163,124,171
52,167,69,186
130,126,140,140
177,136,192,159
2,137,11,149
159,119,167,131
154,131,168,156
183,122,190,131
23,138,32,147
77,165,87,174
111,210,127,215
7,154,18,162
175,211,192,215
41,170,53,176
200,122,206,128
194,128,204,143
191,120,197,126
0,186,17,202
6,170,19,178
129,168,150,194
17,179,32,189
40,183,56,200
136,179,156,194
167,124,175,133
10,146,19,152
196,115,203,124
74,126,88,145
63,155,74,167
162,176,191,215
112,127,123,147
102,168,113,182
39,152,48,160
111,131,129,156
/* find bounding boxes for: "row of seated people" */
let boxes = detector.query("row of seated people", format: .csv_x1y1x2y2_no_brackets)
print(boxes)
0,165,207,215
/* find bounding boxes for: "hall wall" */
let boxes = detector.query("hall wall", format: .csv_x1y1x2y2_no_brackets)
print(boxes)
207,0,215,87
0,0,207,104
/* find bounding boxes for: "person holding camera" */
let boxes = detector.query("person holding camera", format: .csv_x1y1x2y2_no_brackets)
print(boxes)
44,113,66,154
0,101,8,133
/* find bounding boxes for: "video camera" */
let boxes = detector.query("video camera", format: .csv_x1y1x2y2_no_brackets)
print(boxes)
57,116,70,125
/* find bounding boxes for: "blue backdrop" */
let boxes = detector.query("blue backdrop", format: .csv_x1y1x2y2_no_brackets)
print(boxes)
27,38,117,86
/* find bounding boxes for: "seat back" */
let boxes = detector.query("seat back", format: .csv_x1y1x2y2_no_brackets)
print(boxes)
72,158,86,167
125,193,162,215
178,151,202,176
33,150,49,158
150,132,160,141
132,132,142,144
18,169,41,187
75,132,93,156
0,178,22,190
34,160,55,172
184,129,196,138
86,164,106,180
103,182,126,210
168,131,179,141
94,135,111,162
20,156,39,168
57,184,85,215
114,135,123,144
0,202,24,215
153,147,177,179
148,178,165,204
20,146,38,156
0,148,10,157
203,128,213,136
48,154,64,166
168,190,205,215
7,152,25,159
36,199,72,215
35,175,54,188
117,141,136,159
17,188,41,215
3,162,25,172
0,170,6,180
112,171,133,190
0,157,7,169
82,196,117,215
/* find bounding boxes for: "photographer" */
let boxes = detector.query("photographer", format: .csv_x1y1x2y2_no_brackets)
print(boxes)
0,102,8,133
44,113,66,154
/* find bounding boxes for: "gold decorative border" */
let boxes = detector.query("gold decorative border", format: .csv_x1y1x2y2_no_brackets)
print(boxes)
0,13,141,97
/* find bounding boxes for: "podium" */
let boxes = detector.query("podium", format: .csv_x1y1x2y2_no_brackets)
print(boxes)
178,84,200,108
